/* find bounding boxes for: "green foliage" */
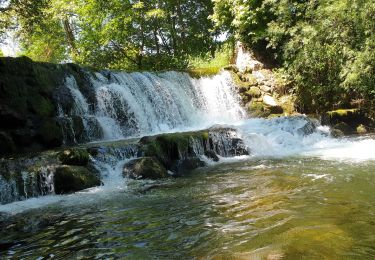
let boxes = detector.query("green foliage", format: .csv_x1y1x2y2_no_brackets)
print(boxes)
1,0,220,70
212,0,375,114
0,49,3,57
188,41,233,70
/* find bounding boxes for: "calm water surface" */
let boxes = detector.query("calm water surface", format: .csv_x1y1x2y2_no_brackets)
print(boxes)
1,155,375,259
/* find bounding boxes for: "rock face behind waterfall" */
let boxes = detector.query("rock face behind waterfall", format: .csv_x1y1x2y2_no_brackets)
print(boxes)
0,57,245,156
0,57,95,155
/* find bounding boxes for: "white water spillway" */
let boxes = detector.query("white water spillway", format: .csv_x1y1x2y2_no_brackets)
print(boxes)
2,67,375,210
58,71,246,143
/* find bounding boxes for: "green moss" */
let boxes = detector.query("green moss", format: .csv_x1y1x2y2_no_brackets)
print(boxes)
223,64,239,72
279,95,296,115
244,74,258,86
267,114,284,119
123,157,168,180
246,87,262,98
54,165,101,194
247,101,271,118
229,71,251,89
141,130,209,168
29,95,54,117
356,124,367,134
327,109,358,117
58,148,90,166
187,67,221,78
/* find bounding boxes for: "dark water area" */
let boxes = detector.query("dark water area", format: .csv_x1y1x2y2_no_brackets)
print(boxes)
1,157,375,259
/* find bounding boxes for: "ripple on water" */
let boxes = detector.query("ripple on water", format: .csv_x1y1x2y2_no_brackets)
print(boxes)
0,157,375,258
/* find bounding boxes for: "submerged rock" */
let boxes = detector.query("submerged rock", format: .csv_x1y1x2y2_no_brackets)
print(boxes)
297,117,318,136
54,165,101,194
123,157,168,180
204,150,219,162
173,157,206,176
332,122,354,135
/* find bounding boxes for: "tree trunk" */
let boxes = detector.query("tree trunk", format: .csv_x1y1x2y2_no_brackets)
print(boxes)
63,19,77,56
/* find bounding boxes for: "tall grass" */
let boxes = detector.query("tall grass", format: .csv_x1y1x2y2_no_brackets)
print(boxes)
187,42,234,77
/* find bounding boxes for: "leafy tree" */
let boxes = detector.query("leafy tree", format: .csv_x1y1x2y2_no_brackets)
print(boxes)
0,0,220,70
212,0,375,114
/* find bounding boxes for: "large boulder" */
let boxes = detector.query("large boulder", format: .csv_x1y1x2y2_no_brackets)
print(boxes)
321,109,374,135
123,157,168,180
58,148,90,166
173,157,206,176
139,128,248,176
54,165,101,194
0,57,100,156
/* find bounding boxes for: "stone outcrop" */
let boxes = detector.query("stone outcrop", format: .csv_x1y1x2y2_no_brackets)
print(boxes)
123,157,168,180
138,127,249,177
321,109,374,136
0,57,97,156
226,44,295,118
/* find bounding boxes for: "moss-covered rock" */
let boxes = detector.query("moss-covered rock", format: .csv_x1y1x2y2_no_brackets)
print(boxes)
58,148,90,166
138,128,248,175
243,74,258,86
223,64,239,72
333,122,354,135
322,109,373,129
0,57,99,156
247,101,271,117
54,165,101,194
331,128,344,138
357,124,367,134
229,71,251,89
123,157,168,180
187,68,221,78
140,131,209,169
38,119,64,148
246,87,262,98
174,157,206,176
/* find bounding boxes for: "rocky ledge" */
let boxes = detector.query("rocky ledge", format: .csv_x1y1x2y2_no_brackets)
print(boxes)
0,127,249,205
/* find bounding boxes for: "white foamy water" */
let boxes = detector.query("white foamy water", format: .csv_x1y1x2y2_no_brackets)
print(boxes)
236,116,375,162
1,69,375,213
60,70,246,142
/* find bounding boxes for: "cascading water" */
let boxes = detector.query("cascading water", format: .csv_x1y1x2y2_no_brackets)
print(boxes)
60,70,246,143
1,67,375,211
2,64,375,259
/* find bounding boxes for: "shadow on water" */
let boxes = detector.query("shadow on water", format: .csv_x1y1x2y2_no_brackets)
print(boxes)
1,157,375,259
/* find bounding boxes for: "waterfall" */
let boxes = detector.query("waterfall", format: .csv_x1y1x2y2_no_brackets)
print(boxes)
59,71,246,143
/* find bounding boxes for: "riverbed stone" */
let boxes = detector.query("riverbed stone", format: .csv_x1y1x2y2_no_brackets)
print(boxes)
332,122,354,135
173,157,206,176
204,150,219,162
54,165,101,194
123,157,168,180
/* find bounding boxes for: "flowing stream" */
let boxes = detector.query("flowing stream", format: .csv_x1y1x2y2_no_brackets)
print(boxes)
1,71,375,259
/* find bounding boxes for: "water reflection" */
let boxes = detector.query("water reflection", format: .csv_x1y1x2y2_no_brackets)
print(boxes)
1,158,375,259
